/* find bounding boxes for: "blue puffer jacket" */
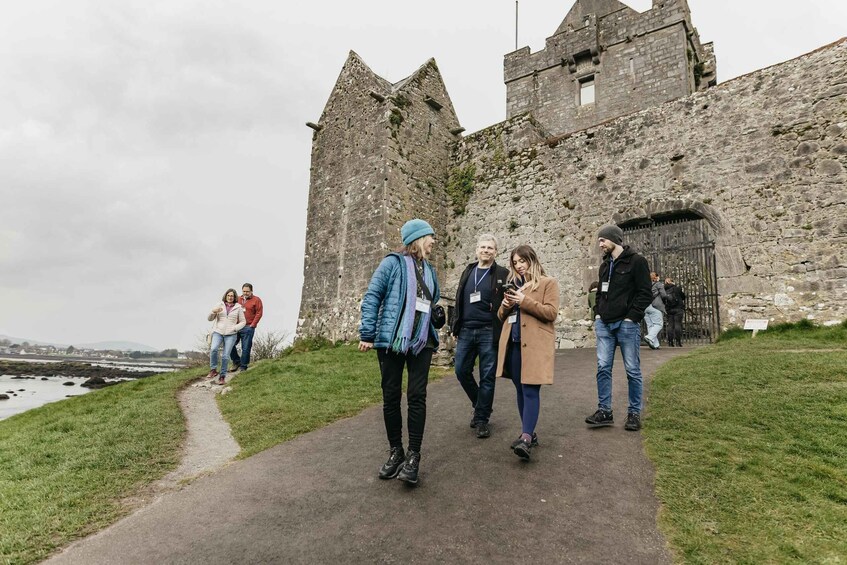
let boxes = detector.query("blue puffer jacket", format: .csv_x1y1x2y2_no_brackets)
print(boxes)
359,253,441,350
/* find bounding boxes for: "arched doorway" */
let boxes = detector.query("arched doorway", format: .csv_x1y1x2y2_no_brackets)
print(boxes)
621,214,720,345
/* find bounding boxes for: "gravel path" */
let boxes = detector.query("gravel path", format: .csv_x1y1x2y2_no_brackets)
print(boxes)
155,381,240,490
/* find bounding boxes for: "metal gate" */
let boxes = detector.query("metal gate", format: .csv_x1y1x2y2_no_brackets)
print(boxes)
622,217,720,345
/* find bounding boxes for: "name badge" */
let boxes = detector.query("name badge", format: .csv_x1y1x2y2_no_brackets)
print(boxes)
415,297,431,313
470,291,481,304
507,314,517,325
601,282,610,293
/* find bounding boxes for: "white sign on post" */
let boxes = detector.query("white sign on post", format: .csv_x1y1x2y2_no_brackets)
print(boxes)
744,318,769,337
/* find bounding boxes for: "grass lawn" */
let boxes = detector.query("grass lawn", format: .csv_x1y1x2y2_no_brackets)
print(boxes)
218,342,450,458
644,322,847,563
0,368,202,564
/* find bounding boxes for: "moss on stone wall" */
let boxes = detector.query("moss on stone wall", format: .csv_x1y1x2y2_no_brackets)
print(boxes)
445,164,476,215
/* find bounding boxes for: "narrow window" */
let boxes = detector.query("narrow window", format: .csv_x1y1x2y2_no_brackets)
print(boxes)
580,76,595,106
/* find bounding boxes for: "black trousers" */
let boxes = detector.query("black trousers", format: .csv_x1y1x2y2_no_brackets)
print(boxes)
377,347,433,453
667,311,684,345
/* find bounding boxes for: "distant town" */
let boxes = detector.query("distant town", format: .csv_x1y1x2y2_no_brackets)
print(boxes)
0,338,199,362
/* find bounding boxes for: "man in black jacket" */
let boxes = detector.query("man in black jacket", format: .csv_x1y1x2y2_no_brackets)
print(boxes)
452,234,510,438
585,225,652,431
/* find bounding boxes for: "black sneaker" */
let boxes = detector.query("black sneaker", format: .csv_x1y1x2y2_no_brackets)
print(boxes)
476,421,491,438
513,438,532,460
585,409,614,428
624,413,642,431
378,446,405,480
510,433,538,449
397,451,420,485
470,414,478,428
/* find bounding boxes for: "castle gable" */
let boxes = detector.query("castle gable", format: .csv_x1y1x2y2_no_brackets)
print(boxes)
555,0,634,36
318,51,392,123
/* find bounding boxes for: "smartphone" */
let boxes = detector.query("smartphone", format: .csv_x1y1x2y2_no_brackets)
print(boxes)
502,283,516,293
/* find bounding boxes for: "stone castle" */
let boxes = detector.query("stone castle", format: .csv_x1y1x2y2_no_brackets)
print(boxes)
297,0,847,348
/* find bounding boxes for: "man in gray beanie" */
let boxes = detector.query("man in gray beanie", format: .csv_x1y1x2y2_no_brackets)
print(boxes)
585,224,652,431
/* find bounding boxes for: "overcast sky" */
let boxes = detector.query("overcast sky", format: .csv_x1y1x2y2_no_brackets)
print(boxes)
2,1,845,351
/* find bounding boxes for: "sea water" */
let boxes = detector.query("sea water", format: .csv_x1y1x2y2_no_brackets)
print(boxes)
0,374,96,421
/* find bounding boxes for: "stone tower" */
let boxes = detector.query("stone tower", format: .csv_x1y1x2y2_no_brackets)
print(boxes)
297,52,461,341
504,0,716,137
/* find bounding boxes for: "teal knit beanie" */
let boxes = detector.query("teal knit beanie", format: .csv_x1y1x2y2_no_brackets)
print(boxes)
401,219,435,246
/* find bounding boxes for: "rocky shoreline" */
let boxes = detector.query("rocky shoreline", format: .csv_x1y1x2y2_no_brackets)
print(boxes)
0,360,158,383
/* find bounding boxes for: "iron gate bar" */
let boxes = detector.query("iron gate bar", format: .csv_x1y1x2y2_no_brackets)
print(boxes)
622,217,720,345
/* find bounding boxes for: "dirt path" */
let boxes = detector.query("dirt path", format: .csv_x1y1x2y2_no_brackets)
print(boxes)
154,381,240,490
46,347,687,564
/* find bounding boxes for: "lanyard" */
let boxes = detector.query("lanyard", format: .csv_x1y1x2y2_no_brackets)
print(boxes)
608,259,615,282
473,266,490,291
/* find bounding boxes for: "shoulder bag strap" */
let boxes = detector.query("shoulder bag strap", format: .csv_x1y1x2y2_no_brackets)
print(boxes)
413,261,434,302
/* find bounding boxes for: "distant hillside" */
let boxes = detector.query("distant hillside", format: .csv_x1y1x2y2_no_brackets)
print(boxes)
75,341,158,352
0,335,157,352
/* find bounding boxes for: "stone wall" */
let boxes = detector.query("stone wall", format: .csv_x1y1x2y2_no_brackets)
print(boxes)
445,39,847,347
504,0,714,137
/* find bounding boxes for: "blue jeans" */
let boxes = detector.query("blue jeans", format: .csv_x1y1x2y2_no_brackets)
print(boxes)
643,305,664,348
454,326,497,423
210,332,238,375
594,319,643,414
230,326,255,369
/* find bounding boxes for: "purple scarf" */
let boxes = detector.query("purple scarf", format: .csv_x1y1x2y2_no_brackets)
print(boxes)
392,255,433,355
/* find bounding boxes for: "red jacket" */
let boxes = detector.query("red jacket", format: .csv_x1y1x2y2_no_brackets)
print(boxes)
239,295,264,328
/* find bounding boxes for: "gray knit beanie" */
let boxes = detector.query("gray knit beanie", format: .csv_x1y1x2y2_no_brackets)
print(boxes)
597,224,624,245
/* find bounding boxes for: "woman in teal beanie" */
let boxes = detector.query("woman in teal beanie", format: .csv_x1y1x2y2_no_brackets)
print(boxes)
359,218,440,486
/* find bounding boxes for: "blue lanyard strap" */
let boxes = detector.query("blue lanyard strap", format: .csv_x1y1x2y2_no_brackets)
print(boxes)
473,266,490,291
608,259,615,282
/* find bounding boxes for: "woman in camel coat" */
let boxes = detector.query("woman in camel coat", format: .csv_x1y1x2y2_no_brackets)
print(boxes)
496,244,560,460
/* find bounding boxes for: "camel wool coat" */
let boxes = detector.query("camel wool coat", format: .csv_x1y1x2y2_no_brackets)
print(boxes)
495,276,560,385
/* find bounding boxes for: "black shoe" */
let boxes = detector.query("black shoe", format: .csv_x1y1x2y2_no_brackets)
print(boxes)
513,438,532,460
585,409,614,428
397,451,420,485
676,341,682,347
624,413,642,431
510,433,538,449
378,446,405,480
476,421,491,438
470,415,478,428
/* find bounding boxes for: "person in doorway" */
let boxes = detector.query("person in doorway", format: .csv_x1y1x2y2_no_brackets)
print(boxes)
208,289,246,385
643,272,666,349
585,225,652,431
452,234,509,439
496,245,559,460
359,219,440,486
664,276,686,347
230,283,263,373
